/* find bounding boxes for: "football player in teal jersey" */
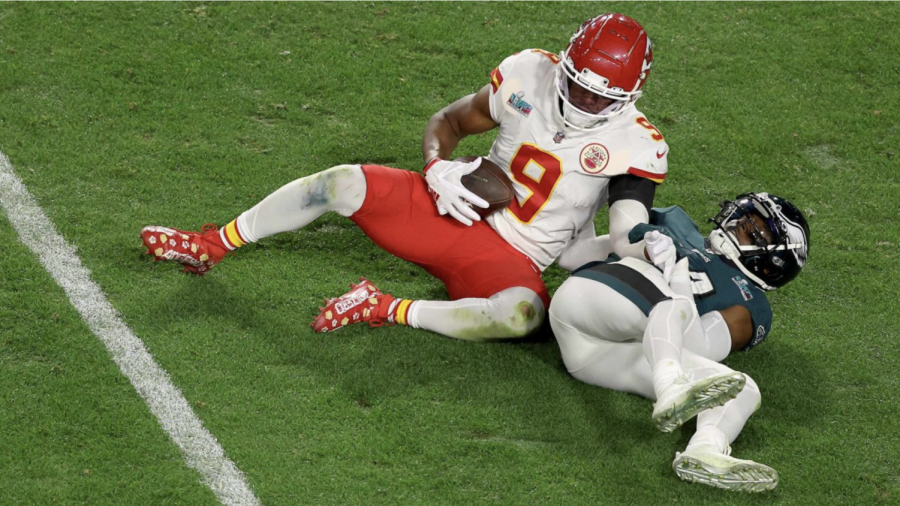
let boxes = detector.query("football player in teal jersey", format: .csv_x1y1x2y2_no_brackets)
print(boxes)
549,192,810,492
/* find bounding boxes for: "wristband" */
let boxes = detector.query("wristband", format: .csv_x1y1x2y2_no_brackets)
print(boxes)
423,157,442,174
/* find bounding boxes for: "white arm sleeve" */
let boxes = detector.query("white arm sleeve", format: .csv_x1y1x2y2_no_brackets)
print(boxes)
668,259,693,300
682,311,733,363
609,199,650,261
557,227,613,272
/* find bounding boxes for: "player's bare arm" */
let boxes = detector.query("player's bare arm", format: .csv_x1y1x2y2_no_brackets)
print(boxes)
608,177,656,261
422,84,498,163
716,305,754,352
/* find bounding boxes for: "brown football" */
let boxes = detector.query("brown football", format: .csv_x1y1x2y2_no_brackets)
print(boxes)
455,156,515,218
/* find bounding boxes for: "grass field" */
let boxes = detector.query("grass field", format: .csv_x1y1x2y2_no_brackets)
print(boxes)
1,2,899,505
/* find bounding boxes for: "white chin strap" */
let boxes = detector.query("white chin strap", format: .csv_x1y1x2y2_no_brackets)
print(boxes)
708,229,740,258
708,229,774,291
560,99,625,131
555,62,633,131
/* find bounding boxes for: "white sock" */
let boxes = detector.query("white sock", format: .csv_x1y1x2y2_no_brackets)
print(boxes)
687,426,730,454
406,287,544,341
689,373,762,452
652,359,684,399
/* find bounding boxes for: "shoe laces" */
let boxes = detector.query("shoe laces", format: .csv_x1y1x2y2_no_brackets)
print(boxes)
367,294,396,328
198,223,231,258
200,223,219,235
675,370,695,385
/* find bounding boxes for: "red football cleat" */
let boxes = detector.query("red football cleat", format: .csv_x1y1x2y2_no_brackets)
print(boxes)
311,278,396,333
141,224,228,276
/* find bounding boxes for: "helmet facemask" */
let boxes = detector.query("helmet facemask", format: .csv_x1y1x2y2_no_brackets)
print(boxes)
708,193,810,291
555,13,653,132
555,52,639,131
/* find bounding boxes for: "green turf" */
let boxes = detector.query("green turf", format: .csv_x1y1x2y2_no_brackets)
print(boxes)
1,2,898,505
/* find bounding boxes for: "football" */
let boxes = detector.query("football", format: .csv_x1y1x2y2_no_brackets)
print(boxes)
455,156,515,218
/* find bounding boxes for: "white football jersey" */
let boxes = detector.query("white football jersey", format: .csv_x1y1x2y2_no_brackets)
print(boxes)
484,49,669,270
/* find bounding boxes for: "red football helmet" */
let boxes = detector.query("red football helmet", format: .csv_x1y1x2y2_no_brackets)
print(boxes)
556,13,653,130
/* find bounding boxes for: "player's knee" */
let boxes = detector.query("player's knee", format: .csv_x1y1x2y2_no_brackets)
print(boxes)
668,296,694,314
547,278,580,328
568,367,594,386
323,164,364,180
650,297,695,325
742,373,762,412
499,300,545,339
316,164,366,216
513,298,546,336
488,288,546,339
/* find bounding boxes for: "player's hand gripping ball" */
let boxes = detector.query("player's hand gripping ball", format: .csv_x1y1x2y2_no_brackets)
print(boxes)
453,156,515,219
425,156,515,225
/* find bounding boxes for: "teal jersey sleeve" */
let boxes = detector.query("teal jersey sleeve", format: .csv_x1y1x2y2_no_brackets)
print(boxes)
629,206,707,251
629,206,774,351
692,257,773,351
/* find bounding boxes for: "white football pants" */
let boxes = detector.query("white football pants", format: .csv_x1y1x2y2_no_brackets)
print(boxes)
549,265,761,452
233,164,545,340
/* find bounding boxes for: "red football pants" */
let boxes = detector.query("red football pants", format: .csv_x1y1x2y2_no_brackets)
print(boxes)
350,165,550,309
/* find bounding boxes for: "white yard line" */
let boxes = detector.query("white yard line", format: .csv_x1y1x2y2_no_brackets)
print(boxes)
0,152,261,506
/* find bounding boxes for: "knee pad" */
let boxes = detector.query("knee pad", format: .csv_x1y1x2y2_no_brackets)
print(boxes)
319,165,367,216
652,296,697,327
547,277,585,328
742,373,762,411
491,286,545,337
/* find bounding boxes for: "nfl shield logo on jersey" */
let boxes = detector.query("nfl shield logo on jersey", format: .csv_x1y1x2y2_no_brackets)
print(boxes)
579,143,610,174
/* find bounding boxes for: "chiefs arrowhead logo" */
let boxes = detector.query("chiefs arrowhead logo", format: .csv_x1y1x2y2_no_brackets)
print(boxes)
579,143,610,174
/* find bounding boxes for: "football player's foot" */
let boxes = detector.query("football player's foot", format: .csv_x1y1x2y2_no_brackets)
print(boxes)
673,444,779,492
652,371,746,433
141,224,227,276
311,278,396,333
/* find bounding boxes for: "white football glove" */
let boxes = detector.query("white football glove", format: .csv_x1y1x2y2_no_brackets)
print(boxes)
668,257,692,299
424,157,490,226
644,230,676,282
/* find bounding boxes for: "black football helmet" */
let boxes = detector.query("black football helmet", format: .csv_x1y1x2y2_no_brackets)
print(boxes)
707,192,810,291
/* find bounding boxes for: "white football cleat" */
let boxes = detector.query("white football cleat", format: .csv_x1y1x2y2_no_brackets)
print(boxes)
673,444,779,492
652,371,746,433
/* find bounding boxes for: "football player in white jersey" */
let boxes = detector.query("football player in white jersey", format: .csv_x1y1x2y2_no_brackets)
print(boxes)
549,193,811,492
140,13,669,341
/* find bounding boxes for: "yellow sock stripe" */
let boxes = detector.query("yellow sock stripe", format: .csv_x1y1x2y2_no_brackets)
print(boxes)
224,220,246,248
394,299,413,326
